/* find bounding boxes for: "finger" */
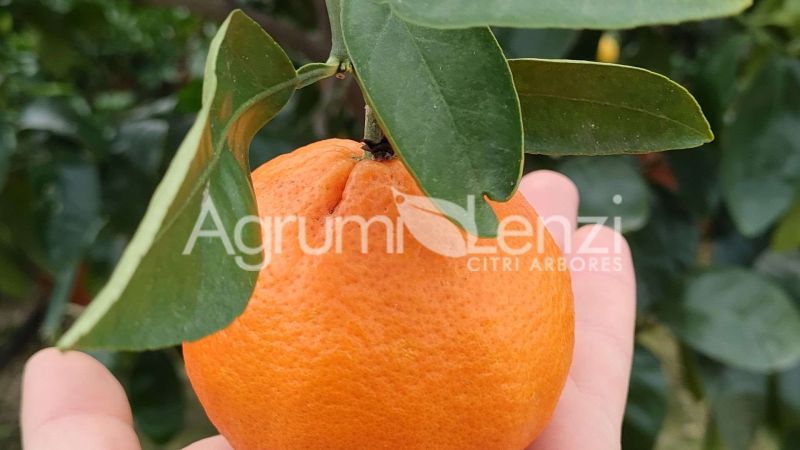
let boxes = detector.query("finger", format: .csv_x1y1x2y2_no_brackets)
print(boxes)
21,348,140,450
527,379,618,449
183,436,233,450
568,224,636,420
519,170,579,250
530,225,635,449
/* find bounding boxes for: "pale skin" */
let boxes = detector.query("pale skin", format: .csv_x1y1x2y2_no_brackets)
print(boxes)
21,170,636,450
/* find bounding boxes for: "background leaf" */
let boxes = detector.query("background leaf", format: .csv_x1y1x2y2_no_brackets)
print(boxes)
128,350,186,443
755,251,800,302
342,0,523,237
667,147,721,218
700,363,767,450
663,268,800,372
772,201,800,251
785,428,800,450
111,119,169,177
0,247,32,299
0,120,14,189
721,56,800,237
510,60,713,156
778,363,800,431
559,156,651,232
493,28,579,59
33,159,102,272
628,191,700,312
384,0,752,30
58,10,297,350
622,345,669,450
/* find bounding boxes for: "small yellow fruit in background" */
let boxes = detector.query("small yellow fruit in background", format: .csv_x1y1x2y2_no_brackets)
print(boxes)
597,32,620,64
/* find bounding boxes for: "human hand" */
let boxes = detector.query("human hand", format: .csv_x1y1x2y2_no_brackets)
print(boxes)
520,170,636,450
21,170,634,450
20,346,232,450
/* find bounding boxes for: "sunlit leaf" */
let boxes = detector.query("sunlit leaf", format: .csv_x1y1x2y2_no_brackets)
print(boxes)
18,99,80,138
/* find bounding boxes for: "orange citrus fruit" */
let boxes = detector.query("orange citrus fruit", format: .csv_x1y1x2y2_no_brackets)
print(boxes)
183,139,574,450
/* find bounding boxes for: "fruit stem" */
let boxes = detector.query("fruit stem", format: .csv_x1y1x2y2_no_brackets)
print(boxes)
362,106,393,161
363,104,384,144
325,0,350,72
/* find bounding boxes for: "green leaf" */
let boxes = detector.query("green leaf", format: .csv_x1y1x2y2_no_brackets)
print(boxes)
622,345,668,450
58,10,297,350
128,351,185,443
384,0,752,30
785,428,800,450
772,201,800,252
112,119,169,176
342,0,523,237
18,98,80,138
559,156,651,233
26,153,104,338
0,247,32,299
721,56,800,237
755,251,800,304
700,364,767,450
103,119,171,234
667,146,721,218
750,0,800,28
493,28,578,59
0,120,14,188
692,34,751,132
18,98,108,156
618,29,674,76
41,262,84,340
663,268,800,372
778,363,800,430
510,59,713,156
36,160,102,271
628,191,700,312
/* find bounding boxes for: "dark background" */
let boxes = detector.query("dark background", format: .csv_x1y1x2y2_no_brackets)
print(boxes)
1,1,799,449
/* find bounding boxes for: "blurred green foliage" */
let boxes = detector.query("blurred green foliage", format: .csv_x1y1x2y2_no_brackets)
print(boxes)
1,0,799,449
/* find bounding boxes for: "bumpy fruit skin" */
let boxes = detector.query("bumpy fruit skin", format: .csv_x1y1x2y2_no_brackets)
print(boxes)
183,139,574,450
